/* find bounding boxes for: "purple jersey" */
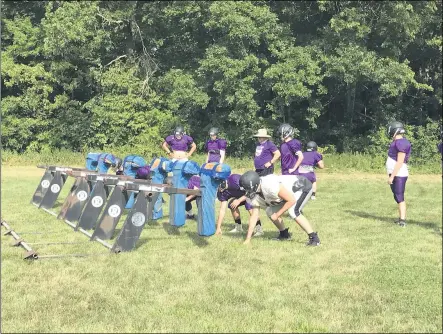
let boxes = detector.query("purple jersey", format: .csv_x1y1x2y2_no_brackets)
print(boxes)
438,142,443,155
205,138,227,163
254,140,278,170
301,151,323,166
217,174,245,202
187,175,201,189
280,139,302,175
165,134,194,152
387,138,411,163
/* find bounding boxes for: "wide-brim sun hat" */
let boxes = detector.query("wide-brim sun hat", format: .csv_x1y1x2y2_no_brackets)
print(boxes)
252,129,271,138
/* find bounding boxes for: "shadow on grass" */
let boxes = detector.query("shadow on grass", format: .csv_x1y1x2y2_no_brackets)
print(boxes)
162,222,180,235
185,231,209,248
346,210,442,235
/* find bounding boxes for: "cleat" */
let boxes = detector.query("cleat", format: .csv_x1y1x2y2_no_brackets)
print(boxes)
272,228,292,241
186,214,195,220
398,220,406,227
229,224,243,234
306,232,320,246
253,224,264,237
310,195,316,200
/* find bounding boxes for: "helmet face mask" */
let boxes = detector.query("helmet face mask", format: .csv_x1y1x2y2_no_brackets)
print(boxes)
114,158,123,170
239,171,261,199
174,125,184,139
218,180,228,192
209,127,219,137
278,123,294,141
387,121,405,138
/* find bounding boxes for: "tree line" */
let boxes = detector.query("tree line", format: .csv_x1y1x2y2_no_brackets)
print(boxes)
1,1,441,162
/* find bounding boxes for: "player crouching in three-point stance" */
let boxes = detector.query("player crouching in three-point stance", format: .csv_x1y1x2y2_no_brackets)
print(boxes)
215,174,263,236
386,121,412,227
239,171,321,246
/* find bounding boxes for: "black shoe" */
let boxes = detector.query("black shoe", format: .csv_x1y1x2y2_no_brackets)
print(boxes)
306,232,320,246
394,218,406,227
272,228,292,241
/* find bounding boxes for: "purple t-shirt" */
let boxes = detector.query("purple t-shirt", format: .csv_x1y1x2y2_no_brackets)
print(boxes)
302,151,323,166
438,142,442,155
205,138,227,163
280,139,302,175
187,175,201,189
254,140,278,169
217,174,245,202
387,138,411,163
165,135,194,151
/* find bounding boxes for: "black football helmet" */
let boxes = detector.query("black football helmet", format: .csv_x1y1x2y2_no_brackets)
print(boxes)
387,121,405,138
306,141,318,152
174,125,184,137
239,171,261,199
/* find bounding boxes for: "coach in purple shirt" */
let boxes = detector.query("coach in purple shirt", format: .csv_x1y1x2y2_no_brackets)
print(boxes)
253,129,281,177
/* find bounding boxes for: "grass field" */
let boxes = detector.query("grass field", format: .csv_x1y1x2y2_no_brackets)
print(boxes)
1,166,442,333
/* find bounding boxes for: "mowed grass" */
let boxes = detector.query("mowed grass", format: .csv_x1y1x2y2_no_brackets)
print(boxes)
1,166,442,333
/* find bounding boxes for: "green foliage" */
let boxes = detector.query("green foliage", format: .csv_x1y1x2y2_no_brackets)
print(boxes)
0,0,441,166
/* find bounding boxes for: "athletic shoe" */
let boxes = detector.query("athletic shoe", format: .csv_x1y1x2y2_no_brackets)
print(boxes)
394,218,406,227
229,224,243,234
311,195,316,200
253,224,264,237
398,220,406,228
272,228,292,241
306,232,321,246
186,214,195,220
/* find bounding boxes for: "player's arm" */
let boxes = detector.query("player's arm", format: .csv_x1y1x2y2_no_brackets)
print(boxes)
216,201,228,235
185,186,199,202
244,207,260,244
162,141,172,155
270,185,297,221
271,149,281,165
317,160,325,169
292,151,304,170
219,150,226,164
188,142,197,157
389,152,406,180
229,195,247,210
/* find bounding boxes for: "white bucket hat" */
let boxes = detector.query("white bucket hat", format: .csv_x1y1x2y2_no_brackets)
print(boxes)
252,128,271,138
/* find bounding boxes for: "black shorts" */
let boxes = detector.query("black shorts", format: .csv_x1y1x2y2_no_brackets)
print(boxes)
255,165,274,177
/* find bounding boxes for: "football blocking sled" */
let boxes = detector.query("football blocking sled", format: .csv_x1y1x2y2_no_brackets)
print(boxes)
31,165,208,253
31,165,92,210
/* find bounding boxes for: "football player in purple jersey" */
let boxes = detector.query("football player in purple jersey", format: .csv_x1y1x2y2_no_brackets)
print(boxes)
205,127,227,164
185,175,201,219
215,174,263,236
386,121,412,227
277,124,304,176
299,141,324,200
162,125,197,161
253,129,281,177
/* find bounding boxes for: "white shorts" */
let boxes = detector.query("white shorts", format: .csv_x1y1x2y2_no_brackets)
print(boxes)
265,189,313,219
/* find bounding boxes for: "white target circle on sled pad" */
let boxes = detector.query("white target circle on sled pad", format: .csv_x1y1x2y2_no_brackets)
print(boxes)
91,196,104,208
41,180,50,188
51,184,61,193
131,212,146,227
77,191,88,201
108,205,121,218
